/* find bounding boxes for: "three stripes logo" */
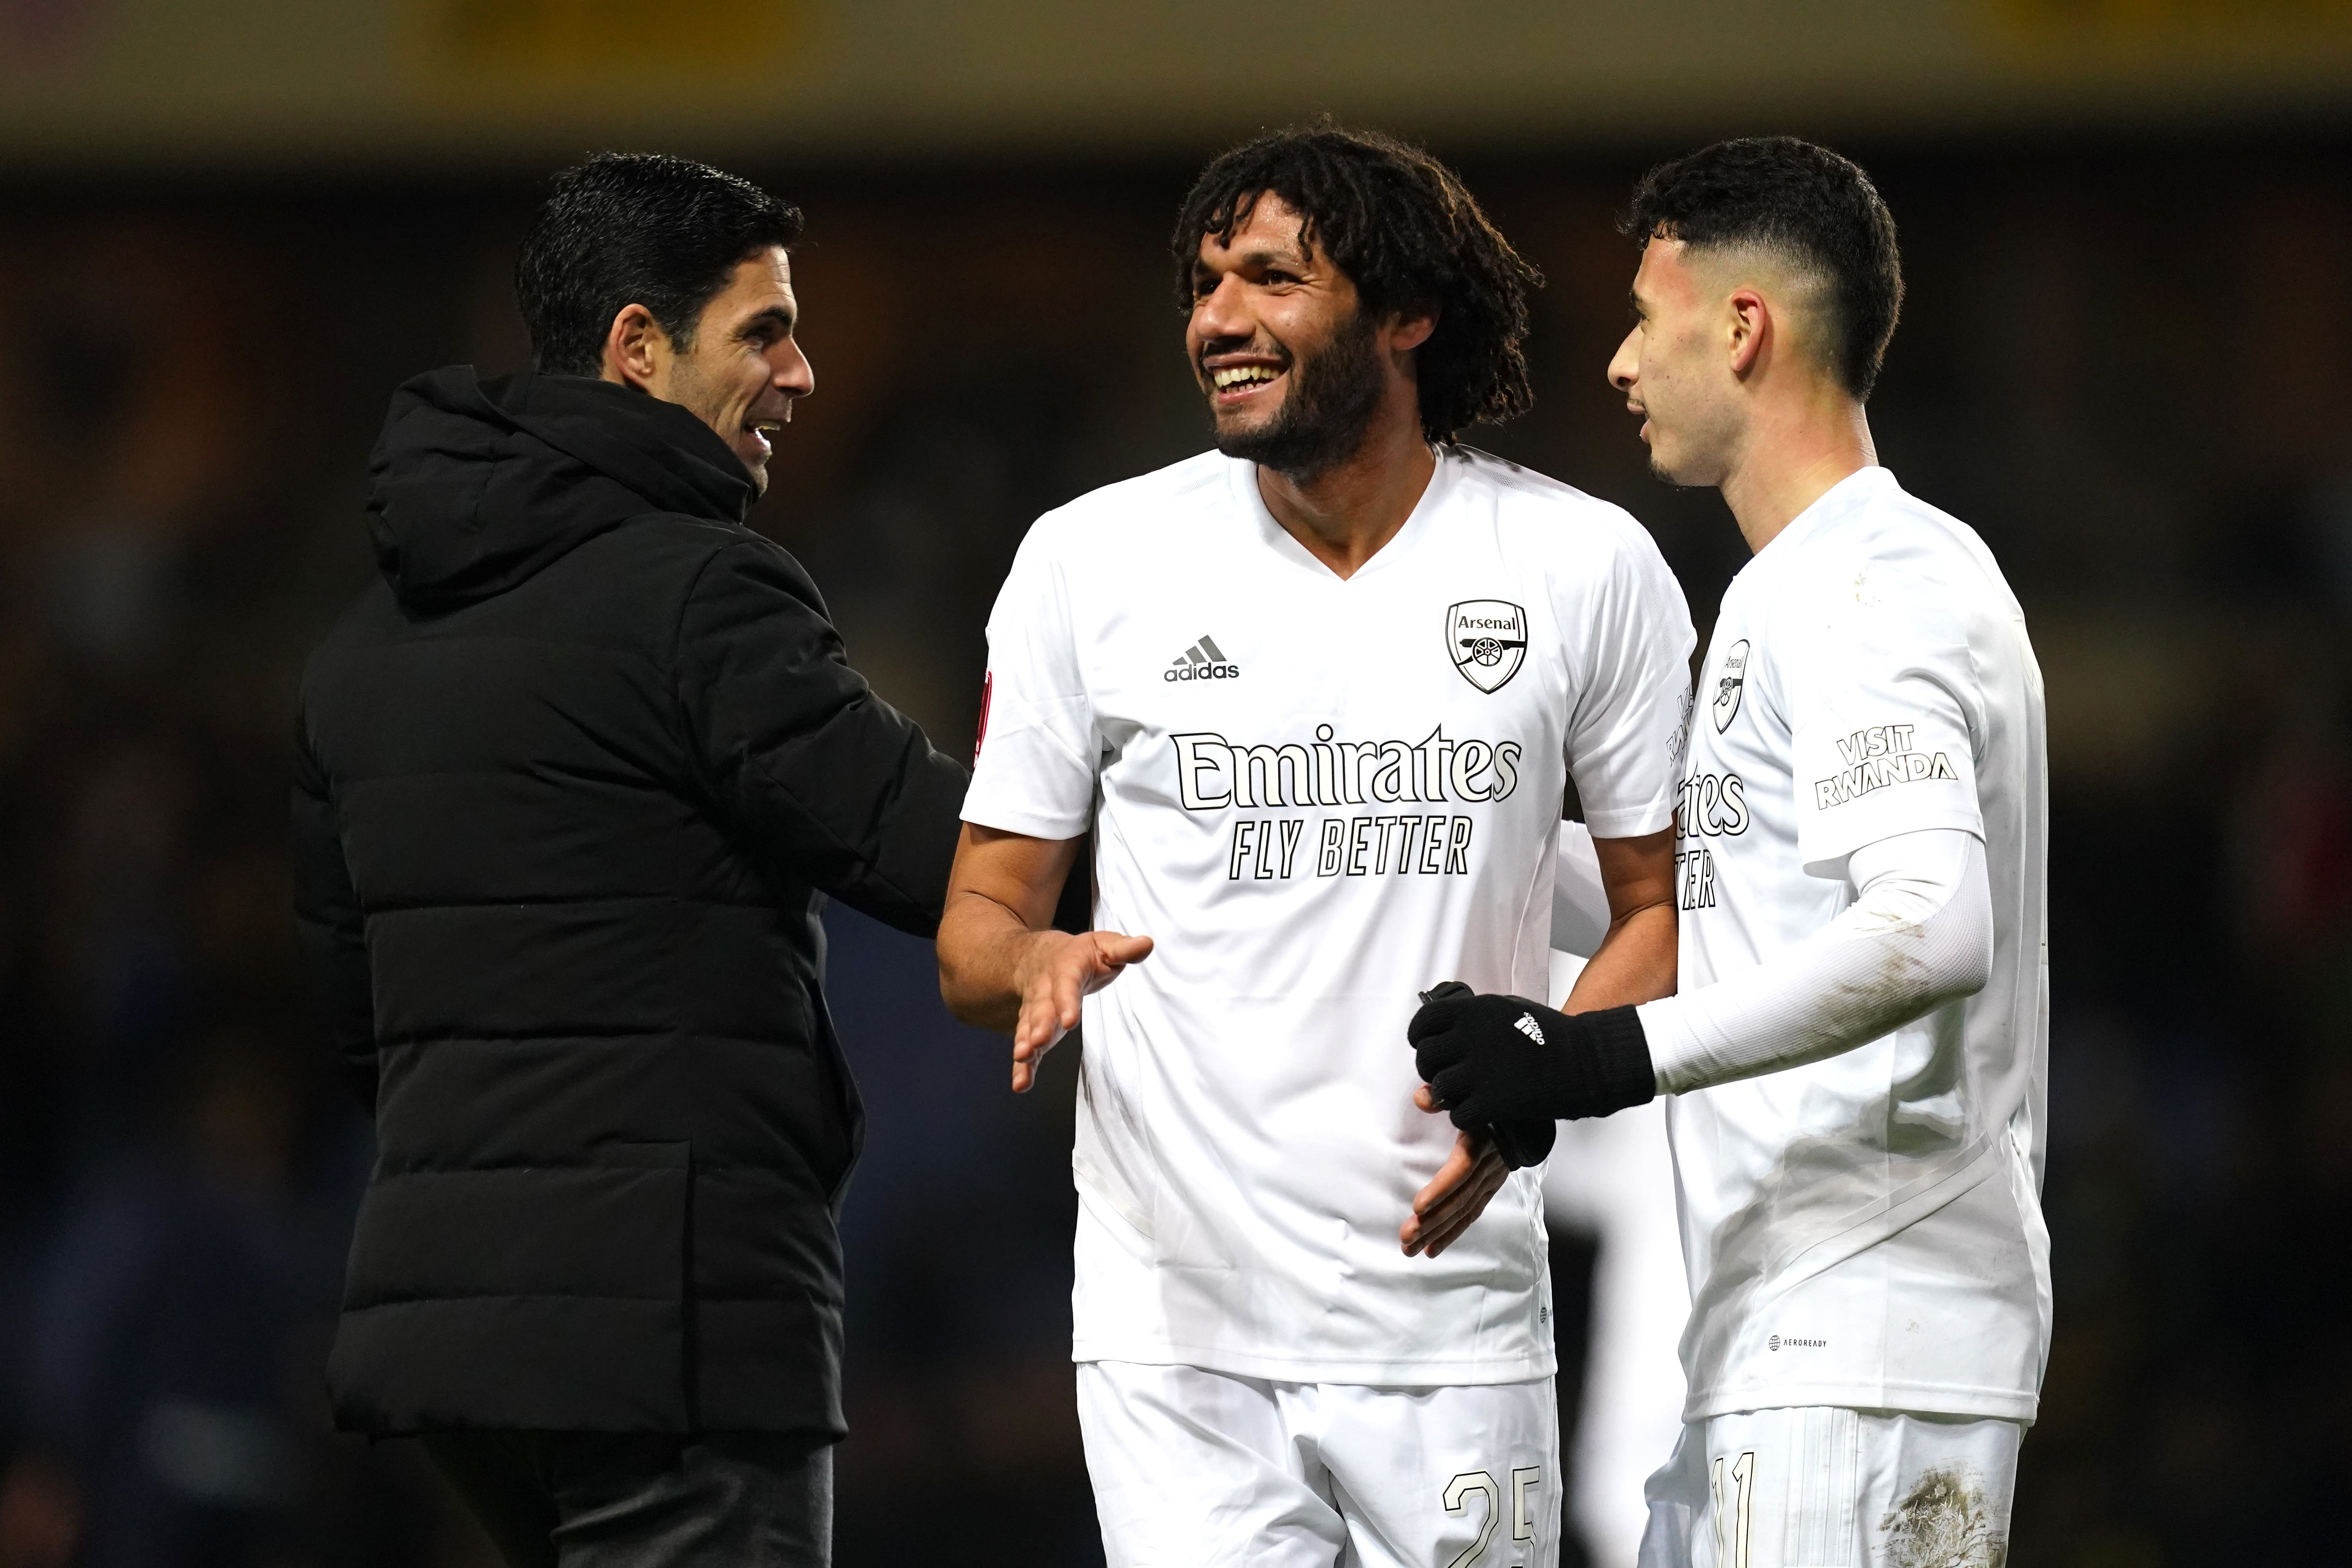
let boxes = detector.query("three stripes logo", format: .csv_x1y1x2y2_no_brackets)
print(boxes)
1512,1012,1547,1045
1166,634,1241,683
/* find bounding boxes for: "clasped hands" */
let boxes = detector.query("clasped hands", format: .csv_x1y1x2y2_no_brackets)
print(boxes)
1400,982,1658,1258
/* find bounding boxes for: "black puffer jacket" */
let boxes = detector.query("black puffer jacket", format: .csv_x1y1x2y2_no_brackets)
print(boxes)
293,368,966,1437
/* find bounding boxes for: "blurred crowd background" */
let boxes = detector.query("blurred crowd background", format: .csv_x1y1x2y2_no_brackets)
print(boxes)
3,1,2350,1565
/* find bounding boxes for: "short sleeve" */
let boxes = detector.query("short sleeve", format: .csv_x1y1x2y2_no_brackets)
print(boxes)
962,521,1097,839
1781,563,1985,874
1560,522,1698,839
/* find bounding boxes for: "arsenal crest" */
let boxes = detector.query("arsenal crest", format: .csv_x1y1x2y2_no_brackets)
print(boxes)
1712,639,1750,732
1447,599,1527,694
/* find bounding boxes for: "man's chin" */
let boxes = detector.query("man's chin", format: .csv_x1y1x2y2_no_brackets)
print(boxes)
730,442,773,494
1209,400,1283,448
1646,446,1699,489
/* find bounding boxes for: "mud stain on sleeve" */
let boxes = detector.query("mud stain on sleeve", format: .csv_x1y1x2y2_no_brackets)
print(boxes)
1880,1464,2006,1568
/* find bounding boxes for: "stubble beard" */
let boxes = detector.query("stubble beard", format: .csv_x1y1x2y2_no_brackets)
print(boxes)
1212,308,1388,484
1643,433,1716,493
669,352,773,495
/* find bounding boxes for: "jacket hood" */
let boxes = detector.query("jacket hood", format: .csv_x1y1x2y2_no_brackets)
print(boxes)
367,367,757,613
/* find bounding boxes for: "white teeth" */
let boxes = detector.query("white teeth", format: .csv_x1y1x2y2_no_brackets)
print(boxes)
1212,365,1279,388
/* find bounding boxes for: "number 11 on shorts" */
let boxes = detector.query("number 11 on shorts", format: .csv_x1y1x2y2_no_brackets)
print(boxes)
1711,1450,1756,1568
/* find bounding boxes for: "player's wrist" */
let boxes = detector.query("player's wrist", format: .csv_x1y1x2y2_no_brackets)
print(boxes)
1566,1004,1657,1118
1408,989,1656,1129
1009,926,1081,992
1488,1118,1556,1169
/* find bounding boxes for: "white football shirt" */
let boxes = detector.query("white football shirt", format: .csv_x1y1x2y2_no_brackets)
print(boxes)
965,447,1695,1385
1669,465,2051,1422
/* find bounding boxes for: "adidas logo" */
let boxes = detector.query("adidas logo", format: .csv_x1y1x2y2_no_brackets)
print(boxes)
1513,1012,1546,1045
1166,634,1241,683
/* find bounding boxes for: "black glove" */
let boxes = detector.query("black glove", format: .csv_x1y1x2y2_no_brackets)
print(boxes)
1411,983,1554,1168
1409,984,1656,1140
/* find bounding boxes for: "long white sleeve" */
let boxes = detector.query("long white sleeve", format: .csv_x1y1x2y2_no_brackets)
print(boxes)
1637,827,1992,1095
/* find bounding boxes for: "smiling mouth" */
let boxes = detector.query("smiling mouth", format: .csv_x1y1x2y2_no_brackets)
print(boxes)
742,418,784,455
1207,362,1284,405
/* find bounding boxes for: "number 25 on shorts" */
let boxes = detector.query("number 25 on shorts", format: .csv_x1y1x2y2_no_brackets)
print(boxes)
1442,1466,1542,1567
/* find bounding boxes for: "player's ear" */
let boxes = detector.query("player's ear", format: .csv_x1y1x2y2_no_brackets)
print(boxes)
1387,306,1439,356
1725,287,1768,379
600,303,667,391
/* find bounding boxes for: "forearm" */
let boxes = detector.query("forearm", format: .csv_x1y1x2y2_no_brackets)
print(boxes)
682,540,971,938
1563,899,1676,1012
1561,824,1677,1011
1636,828,1992,1094
938,825,1146,1093
937,889,1051,1032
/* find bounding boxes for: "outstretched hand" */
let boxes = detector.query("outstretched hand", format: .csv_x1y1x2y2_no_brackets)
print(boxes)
1010,929,1154,1092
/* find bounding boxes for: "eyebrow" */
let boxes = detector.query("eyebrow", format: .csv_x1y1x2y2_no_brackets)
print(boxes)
1234,244,1306,270
740,304,796,334
1196,244,1307,283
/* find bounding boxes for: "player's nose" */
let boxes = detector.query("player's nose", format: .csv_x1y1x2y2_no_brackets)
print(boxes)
1191,271,1253,339
1607,327,1640,392
772,337,814,399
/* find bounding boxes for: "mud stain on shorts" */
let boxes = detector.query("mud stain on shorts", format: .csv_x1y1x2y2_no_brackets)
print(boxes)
1880,1464,2006,1568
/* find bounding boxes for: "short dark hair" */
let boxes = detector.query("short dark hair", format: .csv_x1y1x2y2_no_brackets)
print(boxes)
1622,137,1903,400
515,153,804,379
1172,122,1540,446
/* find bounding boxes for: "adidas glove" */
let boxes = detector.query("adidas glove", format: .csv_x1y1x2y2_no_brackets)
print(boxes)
1409,982,1552,1168
1409,984,1656,1139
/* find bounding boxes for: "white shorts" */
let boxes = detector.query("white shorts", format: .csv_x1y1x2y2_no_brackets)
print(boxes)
1077,1360,1559,1568
1637,1407,2024,1568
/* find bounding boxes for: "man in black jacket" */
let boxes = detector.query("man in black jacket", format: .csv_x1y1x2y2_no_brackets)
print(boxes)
292,154,968,1567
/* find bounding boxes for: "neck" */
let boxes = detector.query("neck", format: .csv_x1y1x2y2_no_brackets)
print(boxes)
1255,396,1435,580
1717,391,1876,555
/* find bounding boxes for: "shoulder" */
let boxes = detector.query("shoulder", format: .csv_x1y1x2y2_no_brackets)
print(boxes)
1451,449,1684,615
1769,480,2012,664
464,510,803,623
1785,475,2012,624
657,523,831,636
1022,451,1234,555
605,512,785,575
1455,448,1671,567
1000,451,1237,596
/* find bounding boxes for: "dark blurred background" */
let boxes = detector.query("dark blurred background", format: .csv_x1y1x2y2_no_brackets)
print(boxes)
2,1,2349,1565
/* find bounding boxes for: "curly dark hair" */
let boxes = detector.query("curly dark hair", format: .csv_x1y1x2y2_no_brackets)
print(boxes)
1622,137,1903,400
1171,122,1541,446
516,153,804,379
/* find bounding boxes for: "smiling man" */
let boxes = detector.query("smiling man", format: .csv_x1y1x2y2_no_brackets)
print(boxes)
293,154,967,1567
935,125,1695,1568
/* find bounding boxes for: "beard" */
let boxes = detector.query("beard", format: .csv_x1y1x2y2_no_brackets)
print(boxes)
1211,307,1388,482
